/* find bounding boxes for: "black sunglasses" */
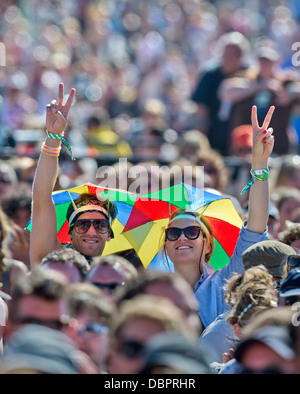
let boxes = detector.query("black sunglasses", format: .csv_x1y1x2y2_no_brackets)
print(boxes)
118,340,145,358
92,281,125,294
287,255,300,268
16,315,70,331
77,322,108,336
165,226,202,241
71,219,110,234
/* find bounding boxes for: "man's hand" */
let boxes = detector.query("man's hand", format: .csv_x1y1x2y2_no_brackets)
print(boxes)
46,83,76,134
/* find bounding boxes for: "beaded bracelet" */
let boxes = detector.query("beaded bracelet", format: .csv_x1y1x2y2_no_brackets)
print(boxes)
239,301,257,321
240,168,269,195
46,131,75,160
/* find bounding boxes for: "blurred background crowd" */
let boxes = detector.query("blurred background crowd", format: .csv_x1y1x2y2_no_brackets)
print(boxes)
0,0,299,375
0,0,299,258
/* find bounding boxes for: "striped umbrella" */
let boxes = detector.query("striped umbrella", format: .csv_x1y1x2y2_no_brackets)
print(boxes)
120,183,243,270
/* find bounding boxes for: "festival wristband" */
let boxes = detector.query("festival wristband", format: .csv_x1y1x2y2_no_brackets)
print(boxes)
46,131,75,160
240,168,269,195
41,142,61,157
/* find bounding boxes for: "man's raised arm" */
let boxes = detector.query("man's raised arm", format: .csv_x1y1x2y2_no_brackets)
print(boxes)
30,83,76,266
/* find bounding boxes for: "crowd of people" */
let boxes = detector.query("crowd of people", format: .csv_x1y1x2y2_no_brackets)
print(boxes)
0,0,300,375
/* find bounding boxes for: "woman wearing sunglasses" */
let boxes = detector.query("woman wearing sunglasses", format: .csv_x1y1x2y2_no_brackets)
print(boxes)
164,105,275,329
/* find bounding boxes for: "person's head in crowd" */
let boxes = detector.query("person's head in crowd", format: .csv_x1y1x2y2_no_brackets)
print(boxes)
267,204,280,240
0,207,11,264
85,254,138,302
0,162,18,200
234,307,300,374
1,186,32,230
292,208,300,223
41,249,90,284
242,240,296,290
0,324,93,374
138,332,211,374
235,324,299,374
255,42,281,79
142,98,167,132
194,149,229,193
5,268,71,340
163,209,214,289
273,188,300,232
271,155,300,191
117,270,202,336
278,268,300,307
178,129,211,162
0,199,31,268
0,207,28,295
116,249,144,270
66,193,117,260
226,265,277,339
230,124,253,159
279,224,300,253
107,294,193,374
218,31,249,75
67,282,116,373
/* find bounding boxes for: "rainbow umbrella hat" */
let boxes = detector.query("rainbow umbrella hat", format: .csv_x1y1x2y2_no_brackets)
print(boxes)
120,183,243,270
27,182,137,256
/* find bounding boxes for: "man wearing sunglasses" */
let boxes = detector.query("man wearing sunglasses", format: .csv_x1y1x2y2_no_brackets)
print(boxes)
164,105,276,329
4,268,72,340
30,84,116,266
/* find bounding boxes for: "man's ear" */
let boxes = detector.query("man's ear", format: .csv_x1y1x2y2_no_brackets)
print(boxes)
69,228,73,241
106,231,112,242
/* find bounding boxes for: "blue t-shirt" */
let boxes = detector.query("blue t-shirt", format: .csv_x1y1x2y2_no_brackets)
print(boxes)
194,223,268,328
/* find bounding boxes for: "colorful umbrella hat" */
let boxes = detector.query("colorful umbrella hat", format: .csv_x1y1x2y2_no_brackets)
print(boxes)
121,183,243,270
27,182,137,256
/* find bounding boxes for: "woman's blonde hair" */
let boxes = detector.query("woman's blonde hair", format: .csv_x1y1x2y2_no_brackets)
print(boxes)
226,265,277,327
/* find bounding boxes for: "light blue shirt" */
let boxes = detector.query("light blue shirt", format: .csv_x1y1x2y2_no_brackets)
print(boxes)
195,223,268,328
199,312,239,363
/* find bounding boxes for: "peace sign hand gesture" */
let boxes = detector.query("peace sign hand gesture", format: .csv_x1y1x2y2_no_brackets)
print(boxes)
251,105,275,170
46,83,76,134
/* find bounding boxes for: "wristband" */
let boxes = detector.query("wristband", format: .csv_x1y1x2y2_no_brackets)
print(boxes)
46,131,75,160
241,168,269,195
41,142,61,157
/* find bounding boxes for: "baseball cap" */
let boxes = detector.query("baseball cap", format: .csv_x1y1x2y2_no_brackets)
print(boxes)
231,125,253,151
139,332,211,374
0,324,80,374
279,269,300,298
256,46,280,62
242,240,295,276
235,325,295,363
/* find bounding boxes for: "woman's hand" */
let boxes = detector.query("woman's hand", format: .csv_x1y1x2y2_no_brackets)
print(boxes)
251,105,275,170
46,83,76,134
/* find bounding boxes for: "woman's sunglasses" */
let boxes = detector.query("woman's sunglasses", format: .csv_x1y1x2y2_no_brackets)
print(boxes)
71,219,110,234
165,226,203,241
